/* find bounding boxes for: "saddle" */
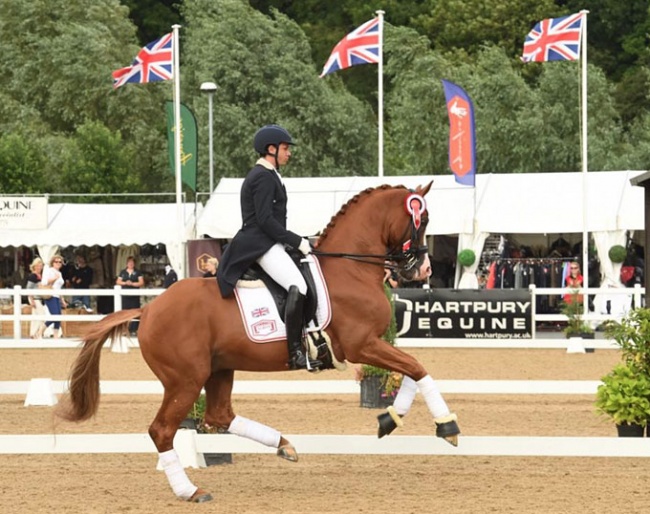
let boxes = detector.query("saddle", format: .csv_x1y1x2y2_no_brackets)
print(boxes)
236,250,340,370
241,248,318,323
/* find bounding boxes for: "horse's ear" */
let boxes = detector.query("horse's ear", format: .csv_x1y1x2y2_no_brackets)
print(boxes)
416,181,434,197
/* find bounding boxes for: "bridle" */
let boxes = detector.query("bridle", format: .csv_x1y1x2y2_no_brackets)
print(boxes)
311,192,429,273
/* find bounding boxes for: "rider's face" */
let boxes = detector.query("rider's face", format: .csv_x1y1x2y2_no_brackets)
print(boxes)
275,143,292,166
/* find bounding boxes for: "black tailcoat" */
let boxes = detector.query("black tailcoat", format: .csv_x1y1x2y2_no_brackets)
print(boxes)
217,162,301,297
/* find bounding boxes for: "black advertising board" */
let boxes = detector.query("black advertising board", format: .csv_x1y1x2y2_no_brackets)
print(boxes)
392,289,532,339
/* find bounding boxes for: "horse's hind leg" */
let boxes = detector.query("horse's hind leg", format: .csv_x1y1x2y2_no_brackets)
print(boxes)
203,370,299,462
149,382,213,503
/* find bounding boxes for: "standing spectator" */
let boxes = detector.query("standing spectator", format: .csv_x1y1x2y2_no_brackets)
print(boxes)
563,260,584,304
116,256,144,335
202,257,219,278
38,255,67,339
163,265,178,289
384,263,399,288
69,254,93,311
26,258,46,339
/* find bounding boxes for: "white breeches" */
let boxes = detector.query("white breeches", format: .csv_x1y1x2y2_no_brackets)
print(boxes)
256,243,307,295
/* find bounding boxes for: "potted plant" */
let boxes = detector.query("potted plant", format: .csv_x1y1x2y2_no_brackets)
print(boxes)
595,307,650,436
604,307,650,371
561,290,594,339
595,362,650,436
180,394,233,465
357,283,403,409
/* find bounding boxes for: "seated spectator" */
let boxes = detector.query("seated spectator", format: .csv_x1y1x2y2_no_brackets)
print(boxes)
203,257,219,278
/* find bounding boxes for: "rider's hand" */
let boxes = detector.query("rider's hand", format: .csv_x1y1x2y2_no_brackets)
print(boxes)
298,238,311,256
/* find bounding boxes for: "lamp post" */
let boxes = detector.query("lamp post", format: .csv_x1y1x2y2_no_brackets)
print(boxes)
200,81,218,195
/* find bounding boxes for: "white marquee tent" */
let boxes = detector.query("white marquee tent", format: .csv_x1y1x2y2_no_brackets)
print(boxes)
0,203,199,276
197,170,645,287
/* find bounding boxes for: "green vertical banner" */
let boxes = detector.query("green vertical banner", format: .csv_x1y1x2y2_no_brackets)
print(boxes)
165,101,198,191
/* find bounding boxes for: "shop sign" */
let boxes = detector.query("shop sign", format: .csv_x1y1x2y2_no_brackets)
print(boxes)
0,197,48,230
393,288,532,339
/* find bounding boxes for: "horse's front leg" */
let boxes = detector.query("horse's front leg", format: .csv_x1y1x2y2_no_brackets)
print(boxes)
354,339,460,446
203,370,299,462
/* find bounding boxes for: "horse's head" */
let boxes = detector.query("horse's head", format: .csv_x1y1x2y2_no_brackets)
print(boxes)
389,182,432,283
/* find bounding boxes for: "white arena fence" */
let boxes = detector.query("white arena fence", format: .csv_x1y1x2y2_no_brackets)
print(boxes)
0,286,643,461
1,433,649,461
0,284,642,347
1,377,639,461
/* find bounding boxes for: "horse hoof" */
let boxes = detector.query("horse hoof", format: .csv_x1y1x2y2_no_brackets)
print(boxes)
277,444,299,462
435,413,460,447
377,406,403,438
189,490,213,503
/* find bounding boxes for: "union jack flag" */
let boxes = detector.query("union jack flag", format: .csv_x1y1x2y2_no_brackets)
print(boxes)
320,18,380,77
251,307,270,318
522,12,584,63
112,33,174,89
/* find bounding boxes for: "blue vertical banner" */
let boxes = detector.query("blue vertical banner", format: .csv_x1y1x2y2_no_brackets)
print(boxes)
442,80,476,187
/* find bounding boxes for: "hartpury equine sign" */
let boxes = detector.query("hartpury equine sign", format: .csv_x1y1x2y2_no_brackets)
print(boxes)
0,197,47,230
393,289,532,339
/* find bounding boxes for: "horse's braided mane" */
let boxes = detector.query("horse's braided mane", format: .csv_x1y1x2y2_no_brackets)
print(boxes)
315,184,407,247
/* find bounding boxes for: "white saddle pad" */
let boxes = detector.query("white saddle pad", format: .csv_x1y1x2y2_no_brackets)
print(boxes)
233,255,332,343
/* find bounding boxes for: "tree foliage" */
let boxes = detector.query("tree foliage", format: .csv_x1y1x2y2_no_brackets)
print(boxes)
2,0,650,201
181,0,376,187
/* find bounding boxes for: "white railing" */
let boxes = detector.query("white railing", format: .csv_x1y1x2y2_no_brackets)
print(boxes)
528,284,644,337
0,284,644,342
0,285,166,340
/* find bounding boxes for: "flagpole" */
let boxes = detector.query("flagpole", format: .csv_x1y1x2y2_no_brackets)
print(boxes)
580,10,589,316
376,10,384,178
172,24,184,278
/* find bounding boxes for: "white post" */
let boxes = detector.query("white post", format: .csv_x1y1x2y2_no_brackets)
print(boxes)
580,10,589,316
172,24,185,278
208,92,214,194
376,10,384,177
200,82,218,195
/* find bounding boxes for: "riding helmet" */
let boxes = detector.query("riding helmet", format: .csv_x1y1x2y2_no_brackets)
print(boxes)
253,124,295,155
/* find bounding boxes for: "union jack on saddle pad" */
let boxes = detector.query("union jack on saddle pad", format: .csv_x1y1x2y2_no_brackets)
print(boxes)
233,255,332,343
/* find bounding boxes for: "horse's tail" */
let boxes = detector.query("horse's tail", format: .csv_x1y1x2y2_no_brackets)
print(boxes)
55,309,142,423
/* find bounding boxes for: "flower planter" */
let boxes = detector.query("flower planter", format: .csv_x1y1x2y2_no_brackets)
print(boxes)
616,422,645,438
359,375,395,409
180,418,233,465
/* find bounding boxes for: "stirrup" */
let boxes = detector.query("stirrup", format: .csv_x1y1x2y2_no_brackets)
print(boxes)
289,349,322,371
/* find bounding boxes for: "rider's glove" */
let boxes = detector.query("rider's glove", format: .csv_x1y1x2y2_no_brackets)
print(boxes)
298,238,311,256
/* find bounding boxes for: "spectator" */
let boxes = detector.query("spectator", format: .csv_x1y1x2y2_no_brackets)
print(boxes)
26,257,46,339
38,255,67,339
563,260,584,304
68,254,93,311
384,264,399,288
116,256,144,335
202,257,219,278
163,265,178,289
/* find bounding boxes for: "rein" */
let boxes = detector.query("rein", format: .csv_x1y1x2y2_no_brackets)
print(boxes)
309,249,419,269
311,216,428,271
311,189,429,271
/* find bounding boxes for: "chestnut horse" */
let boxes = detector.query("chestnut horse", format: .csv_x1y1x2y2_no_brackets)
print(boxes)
56,183,460,502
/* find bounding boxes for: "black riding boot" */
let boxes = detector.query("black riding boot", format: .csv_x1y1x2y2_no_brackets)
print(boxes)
286,286,321,370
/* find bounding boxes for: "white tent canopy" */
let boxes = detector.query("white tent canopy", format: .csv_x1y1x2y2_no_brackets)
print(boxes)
0,203,200,276
197,171,645,238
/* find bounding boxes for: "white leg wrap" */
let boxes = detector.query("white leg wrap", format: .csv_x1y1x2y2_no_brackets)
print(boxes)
392,375,417,416
159,449,198,500
228,415,282,448
416,375,450,419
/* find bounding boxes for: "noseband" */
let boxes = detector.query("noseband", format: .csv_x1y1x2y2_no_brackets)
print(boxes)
311,192,428,271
